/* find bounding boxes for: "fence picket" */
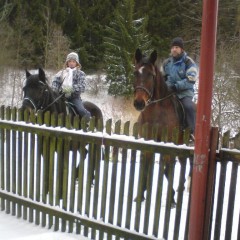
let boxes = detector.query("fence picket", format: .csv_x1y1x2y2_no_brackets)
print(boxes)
35,110,43,225
173,157,187,240
23,109,29,220
6,107,11,214
16,108,23,218
115,121,130,240
42,111,51,227
91,118,104,239
125,122,139,232
0,106,5,212
11,107,17,217
99,119,112,240
29,111,36,223
153,154,165,237
107,120,121,240
225,162,238,240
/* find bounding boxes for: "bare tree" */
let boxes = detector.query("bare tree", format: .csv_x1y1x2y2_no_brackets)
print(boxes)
212,43,240,136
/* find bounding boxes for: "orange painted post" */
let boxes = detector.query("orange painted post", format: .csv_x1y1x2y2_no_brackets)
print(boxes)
188,0,219,239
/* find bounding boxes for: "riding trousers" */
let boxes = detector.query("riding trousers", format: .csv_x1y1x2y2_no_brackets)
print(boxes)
179,96,196,134
70,97,91,121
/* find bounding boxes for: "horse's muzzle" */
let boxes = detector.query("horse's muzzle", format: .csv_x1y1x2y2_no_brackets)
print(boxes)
134,99,146,111
21,105,35,114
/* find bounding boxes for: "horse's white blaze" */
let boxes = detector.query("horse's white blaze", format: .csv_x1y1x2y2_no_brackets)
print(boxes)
138,66,145,74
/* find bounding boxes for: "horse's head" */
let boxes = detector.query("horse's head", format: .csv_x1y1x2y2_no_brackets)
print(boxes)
22,68,50,113
133,49,158,111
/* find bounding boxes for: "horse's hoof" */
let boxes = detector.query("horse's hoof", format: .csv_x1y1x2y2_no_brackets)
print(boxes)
171,200,177,208
133,195,145,202
176,186,184,192
187,176,191,192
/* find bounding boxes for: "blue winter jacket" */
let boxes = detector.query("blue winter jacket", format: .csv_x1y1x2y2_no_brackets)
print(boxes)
162,52,198,99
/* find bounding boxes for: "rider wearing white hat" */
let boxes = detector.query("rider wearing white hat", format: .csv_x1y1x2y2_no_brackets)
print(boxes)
52,52,91,120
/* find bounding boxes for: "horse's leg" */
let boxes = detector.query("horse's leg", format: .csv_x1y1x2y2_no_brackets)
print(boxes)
134,151,153,202
163,155,176,207
187,156,193,192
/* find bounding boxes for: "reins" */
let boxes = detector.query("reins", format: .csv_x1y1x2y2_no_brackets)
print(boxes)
41,92,65,112
23,88,65,113
146,92,175,106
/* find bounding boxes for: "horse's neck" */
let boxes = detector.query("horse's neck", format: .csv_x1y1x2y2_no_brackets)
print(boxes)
47,89,60,112
153,70,170,99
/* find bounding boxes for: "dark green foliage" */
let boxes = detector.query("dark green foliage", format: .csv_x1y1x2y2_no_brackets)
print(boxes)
104,0,152,96
0,0,240,96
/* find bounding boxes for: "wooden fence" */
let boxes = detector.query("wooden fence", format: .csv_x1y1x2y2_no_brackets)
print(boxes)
210,131,240,240
0,105,239,239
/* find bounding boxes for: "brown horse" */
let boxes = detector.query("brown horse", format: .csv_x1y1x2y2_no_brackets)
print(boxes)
134,49,184,140
133,49,190,205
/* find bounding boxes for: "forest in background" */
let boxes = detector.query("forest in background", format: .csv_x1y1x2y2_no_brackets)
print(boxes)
1,0,239,70
0,0,240,134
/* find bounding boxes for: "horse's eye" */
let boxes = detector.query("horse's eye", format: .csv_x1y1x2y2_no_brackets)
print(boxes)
134,71,139,77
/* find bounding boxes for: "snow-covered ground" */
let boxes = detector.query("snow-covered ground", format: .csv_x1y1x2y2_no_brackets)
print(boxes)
0,209,89,239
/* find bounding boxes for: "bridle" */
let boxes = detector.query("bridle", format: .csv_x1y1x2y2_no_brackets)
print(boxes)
134,65,174,106
23,81,64,112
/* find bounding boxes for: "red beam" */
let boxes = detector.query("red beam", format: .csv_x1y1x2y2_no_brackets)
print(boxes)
189,0,219,239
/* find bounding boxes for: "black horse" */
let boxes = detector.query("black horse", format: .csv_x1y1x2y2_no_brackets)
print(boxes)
21,68,103,193
22,68,103,123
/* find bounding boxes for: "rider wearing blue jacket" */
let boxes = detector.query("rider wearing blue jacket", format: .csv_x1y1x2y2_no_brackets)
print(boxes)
162,37,198,137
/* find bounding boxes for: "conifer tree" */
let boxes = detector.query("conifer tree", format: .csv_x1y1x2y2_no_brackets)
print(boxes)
104,0,151,96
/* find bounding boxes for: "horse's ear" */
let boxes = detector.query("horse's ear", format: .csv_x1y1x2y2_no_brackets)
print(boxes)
38,68,46,83
149,50,157,64
135,48,142,64
26,69,31,78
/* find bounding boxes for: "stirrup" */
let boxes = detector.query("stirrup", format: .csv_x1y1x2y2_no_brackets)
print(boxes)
190,133,195,142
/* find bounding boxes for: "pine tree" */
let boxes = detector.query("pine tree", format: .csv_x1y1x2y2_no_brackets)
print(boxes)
104,0,151,96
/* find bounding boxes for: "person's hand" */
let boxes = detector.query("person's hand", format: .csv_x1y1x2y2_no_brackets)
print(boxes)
63,87,73,98
169,84,177,92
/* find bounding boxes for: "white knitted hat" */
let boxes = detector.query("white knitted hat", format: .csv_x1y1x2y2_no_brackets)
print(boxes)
65,52,81,67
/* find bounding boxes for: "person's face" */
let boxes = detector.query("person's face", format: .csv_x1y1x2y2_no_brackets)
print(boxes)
67,59,77,68
171,46,183,57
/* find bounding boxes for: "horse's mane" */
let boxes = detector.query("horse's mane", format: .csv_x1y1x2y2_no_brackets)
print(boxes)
152,63,170,99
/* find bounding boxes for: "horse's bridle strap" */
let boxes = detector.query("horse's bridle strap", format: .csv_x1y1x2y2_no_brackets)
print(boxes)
134,86,153,100
23,97,38,111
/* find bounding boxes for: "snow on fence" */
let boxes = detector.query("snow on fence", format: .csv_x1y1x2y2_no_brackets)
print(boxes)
0,105,239,240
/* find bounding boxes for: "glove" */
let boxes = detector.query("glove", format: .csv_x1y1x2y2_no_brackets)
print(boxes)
169,85,177,92
63,87,73,98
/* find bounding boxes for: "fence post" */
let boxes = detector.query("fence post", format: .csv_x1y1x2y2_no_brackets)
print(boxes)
203,127,219,239
188,0,219,239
